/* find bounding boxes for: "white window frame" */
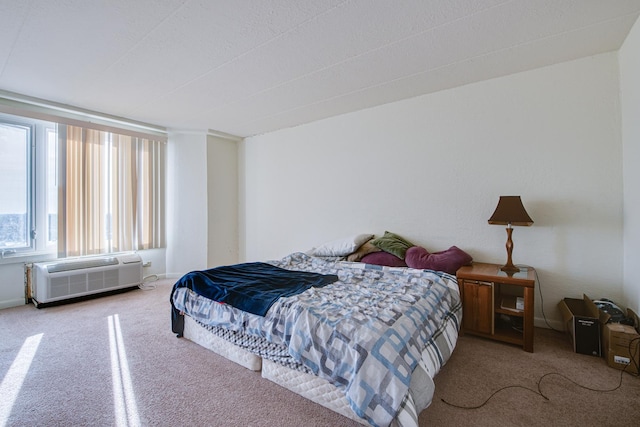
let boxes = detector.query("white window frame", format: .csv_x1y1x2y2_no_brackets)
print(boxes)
0,112,57,259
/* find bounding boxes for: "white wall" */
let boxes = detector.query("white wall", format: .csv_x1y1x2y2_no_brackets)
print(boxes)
0,261,38,309
139,248,167,281
207,135,239,268
166,131,240,278
620,16,640,315
166,132,209,277
241,52,623,328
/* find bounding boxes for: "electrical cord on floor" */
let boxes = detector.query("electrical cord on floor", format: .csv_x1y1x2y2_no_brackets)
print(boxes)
537,369,625,399
441,368,625,409
441,337,640,410
139,274,159,290
441,384,546,409
626,336,640,377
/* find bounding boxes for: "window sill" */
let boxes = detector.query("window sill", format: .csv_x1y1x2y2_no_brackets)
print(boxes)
0,251,57,266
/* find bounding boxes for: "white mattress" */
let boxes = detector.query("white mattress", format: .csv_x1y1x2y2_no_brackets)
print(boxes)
183,313,426,427
183,315,368,422
183,315,262,371
261,358,369,425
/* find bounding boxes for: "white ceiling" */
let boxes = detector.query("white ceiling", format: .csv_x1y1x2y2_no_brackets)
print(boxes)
1,0,639,138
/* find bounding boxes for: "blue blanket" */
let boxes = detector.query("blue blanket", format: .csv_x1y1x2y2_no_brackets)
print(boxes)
172,262,338,317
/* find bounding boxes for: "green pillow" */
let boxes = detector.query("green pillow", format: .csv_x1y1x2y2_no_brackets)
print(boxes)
370,231,414,259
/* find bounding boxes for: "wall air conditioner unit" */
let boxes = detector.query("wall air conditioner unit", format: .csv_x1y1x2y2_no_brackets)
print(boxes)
32,253,143,307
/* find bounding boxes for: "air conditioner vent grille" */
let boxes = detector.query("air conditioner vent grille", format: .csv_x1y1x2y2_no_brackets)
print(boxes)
47,257,119,273
32,254,142,306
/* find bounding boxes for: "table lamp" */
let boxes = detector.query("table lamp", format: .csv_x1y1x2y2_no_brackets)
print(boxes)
488,196,533,273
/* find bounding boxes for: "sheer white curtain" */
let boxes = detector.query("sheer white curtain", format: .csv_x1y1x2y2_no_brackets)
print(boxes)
59,125,165,257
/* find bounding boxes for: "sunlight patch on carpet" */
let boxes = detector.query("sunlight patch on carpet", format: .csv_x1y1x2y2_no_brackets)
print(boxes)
108,314,141,427
0,333,43,426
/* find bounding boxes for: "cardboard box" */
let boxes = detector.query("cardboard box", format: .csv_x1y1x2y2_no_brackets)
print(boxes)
558,294,610,356
500,295,524,312
602,312,640,375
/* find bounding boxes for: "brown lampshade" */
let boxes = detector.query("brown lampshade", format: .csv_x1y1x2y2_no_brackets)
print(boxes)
488,196,533,226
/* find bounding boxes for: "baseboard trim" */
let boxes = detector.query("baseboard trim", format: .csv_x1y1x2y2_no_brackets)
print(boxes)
534,316,564,331
0,298,31,310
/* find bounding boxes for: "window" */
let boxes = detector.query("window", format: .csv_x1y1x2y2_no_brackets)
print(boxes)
0,114,56,255
0,111,165,259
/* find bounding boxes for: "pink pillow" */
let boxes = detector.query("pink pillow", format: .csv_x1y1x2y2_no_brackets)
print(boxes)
360,251,407,267
405,246,472,274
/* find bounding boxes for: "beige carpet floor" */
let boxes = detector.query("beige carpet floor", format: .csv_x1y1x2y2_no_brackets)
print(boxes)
1,278,638,426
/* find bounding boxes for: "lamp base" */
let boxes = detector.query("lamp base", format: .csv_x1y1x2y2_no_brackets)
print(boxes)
501,226,520,274
500,264,521,274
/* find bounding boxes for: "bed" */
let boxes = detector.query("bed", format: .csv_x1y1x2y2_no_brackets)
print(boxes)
171,251,462,427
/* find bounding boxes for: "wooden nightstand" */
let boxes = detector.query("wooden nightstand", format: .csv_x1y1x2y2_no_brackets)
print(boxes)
456,262,536,352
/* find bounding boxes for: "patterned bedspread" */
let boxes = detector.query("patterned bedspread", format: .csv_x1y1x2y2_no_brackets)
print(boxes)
171,252,461,427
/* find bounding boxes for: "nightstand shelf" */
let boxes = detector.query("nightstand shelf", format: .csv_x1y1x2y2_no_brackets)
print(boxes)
456,262,536,352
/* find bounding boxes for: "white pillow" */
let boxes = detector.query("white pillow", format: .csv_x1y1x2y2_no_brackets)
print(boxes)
310,233,374,257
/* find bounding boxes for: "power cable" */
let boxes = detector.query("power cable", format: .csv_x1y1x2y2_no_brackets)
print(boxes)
139,274,159,290
442,337,639,410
